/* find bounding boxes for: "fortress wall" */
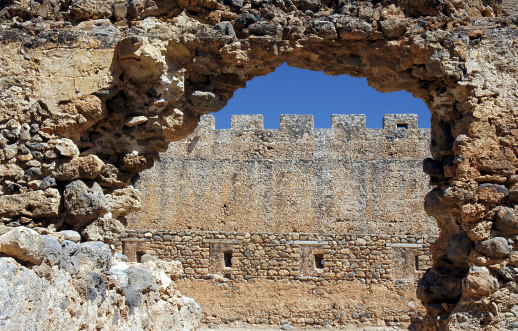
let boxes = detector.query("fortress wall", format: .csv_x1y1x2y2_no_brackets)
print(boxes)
123,229,435,283
128,114,436,235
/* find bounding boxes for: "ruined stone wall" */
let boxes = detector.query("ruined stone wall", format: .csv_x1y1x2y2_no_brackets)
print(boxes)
1,0,517,329
128,113,435,235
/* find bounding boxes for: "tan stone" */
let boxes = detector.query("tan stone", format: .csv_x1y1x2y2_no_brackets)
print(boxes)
105,187,142,218
0,189,61,218
0,227,45,265
53,155,105,181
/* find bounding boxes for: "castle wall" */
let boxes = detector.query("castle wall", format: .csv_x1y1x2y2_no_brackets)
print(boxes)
128,113,436,235
123,229,435,283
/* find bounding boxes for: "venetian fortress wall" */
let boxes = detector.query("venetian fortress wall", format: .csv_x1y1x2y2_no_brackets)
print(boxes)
125,113,438,327
128,113,436,235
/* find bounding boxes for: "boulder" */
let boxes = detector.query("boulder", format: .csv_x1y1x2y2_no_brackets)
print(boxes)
64,180,109,227
0,189,61,218
81,214,125,244
105,187,141,218
0,227,45,265
78,241,112,273
124,266,157,293
493,206,518,234
53,155,105,181
475,237,511,259
52,138,80,158
42,235,63,266
59,230,82,243
463,266,499,298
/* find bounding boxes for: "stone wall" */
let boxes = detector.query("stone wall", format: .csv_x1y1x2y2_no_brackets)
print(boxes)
128,113,436,235
123,229,435,283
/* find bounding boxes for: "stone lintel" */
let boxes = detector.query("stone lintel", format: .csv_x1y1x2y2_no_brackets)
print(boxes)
203,239,238,244
386,243,423,248
290,240,328,246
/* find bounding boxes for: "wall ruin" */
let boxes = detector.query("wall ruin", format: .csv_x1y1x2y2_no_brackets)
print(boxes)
0,0,517,329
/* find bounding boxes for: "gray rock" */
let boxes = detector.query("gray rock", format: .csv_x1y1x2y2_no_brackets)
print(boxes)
124,266,157,293
476,237,511,259
61,240,80,274
311,20,337,39
78,241,112,273
380,19,407,38
42,235,63,266
212,21,236,38
59,230,82,243
447,233,473,264
281,324,293,330
39,176,57,190
85,272,106,302
248,22,278,36
64,180,109,227
123,288,142,314
0,227,45,265
493,206,518,234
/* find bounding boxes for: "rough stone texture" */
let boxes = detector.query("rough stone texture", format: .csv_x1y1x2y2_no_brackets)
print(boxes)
0,227,201,330
129,114,434,234
0,0,516,329
0,227,45,265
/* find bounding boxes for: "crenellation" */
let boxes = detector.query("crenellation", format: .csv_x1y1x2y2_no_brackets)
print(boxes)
382,114,418,130
279,114,315,135
230,114,264,131
331,114,367,131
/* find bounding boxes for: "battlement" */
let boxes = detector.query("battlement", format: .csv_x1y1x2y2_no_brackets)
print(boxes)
195,113,425,133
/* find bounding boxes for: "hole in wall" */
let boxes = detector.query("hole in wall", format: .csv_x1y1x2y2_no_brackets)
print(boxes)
314,254,324,270
224,251,233,268
397,123,408,130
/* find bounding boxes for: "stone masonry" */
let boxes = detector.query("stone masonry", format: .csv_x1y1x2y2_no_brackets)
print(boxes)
128,113,435,235
125,113,437,327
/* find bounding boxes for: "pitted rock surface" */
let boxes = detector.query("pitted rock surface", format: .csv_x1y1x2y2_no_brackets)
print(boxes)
0,0,517,329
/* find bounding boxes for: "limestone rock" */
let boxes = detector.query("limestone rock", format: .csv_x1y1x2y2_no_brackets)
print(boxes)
53,155,105,181
0,227,45,265
106,187,141,218
77,241,112,273
59,230,82,243
52,138,80,158
64,180,109,227
0,189,61,218
41,95,106,140
81,214,125,244
463,266,499,298
475,237,511,259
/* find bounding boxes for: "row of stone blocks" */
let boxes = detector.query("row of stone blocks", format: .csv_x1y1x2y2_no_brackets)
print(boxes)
197,113,423,132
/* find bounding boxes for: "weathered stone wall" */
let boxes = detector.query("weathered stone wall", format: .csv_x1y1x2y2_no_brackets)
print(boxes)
123,229,434,282
1,0,517,329
128,113,435,235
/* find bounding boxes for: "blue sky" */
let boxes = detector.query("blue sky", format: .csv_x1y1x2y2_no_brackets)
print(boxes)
212,63,430,129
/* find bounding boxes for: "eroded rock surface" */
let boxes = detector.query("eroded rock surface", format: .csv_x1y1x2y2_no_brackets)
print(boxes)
0,0,517,329
0,227,201,330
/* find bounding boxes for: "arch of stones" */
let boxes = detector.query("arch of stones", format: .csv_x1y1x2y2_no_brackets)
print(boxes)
0,0,517,329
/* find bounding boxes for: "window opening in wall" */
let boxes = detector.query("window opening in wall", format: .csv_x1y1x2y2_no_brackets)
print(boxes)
415,255,419,271
224,251,233,268
136,251,145,263
314,254,324,270
397,123,408,130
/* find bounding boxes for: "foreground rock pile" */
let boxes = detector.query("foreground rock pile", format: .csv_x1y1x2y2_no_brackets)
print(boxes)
0,226,201,330
0,0,517,329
